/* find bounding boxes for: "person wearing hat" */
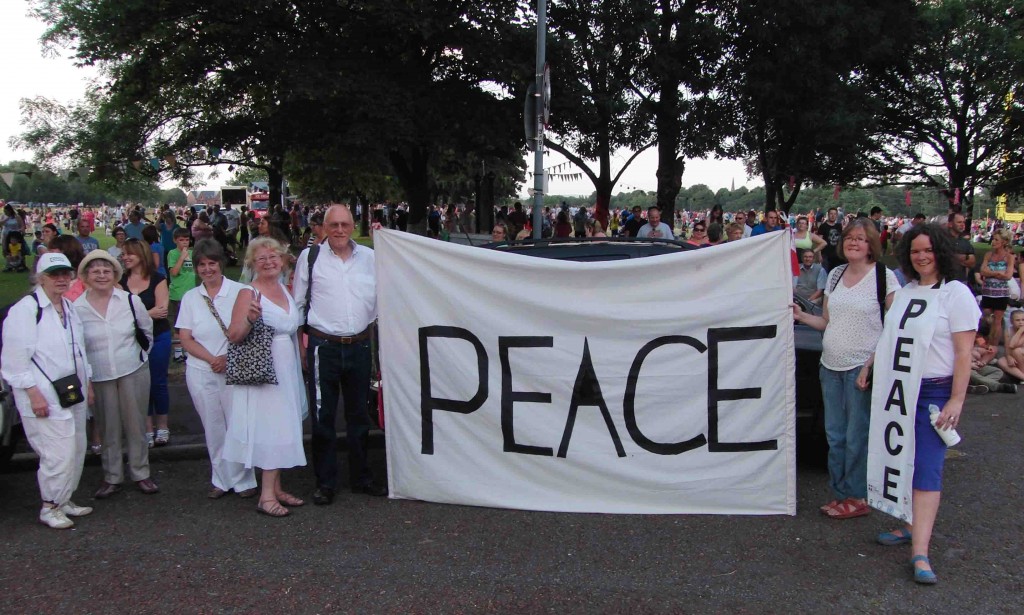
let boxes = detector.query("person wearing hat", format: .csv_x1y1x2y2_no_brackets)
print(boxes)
1,253,95,529
72,250,159,498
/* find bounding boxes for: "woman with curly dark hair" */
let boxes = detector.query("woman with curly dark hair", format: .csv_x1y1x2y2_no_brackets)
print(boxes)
865,223,979,584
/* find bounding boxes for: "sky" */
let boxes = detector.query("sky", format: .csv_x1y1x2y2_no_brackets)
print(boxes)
0,1,757,197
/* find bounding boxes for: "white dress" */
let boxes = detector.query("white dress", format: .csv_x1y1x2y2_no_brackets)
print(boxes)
223,285,308,470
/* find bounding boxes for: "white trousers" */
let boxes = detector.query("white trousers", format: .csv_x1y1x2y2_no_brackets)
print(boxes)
185,366,256,492
21,403,87,506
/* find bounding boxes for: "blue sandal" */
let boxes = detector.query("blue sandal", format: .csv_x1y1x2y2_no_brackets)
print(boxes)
910,555,937,585
877,527,912,546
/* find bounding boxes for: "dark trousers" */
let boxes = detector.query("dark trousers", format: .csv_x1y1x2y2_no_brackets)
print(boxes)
307,337,373,490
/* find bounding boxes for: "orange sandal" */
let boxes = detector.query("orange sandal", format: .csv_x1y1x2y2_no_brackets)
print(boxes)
826,498,870,519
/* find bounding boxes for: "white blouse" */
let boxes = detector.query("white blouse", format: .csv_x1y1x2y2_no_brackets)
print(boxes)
1,292,91,420
175,277,246,373
74,289,153,382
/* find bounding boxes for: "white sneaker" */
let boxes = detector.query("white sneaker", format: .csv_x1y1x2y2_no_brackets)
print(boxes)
60,501,94,517
39,506,74,529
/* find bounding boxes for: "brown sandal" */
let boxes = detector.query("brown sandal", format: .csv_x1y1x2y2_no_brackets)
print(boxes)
826,498,870,519
277,492,305,507
257,499,289,517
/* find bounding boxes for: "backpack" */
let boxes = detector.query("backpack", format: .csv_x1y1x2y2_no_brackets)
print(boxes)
829,262,888,323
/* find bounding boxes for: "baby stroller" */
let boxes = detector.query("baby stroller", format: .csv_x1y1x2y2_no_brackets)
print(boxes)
3,230,29,273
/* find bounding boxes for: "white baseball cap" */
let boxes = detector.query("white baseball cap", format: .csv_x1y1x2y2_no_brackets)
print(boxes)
36,252,74,274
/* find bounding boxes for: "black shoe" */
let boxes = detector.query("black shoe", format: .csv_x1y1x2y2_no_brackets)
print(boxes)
351,481,388,497
312,487,334,506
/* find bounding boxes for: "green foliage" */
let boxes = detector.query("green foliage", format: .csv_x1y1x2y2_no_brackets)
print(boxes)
720,0,918,213
875,0,1024,216
0,160,167,205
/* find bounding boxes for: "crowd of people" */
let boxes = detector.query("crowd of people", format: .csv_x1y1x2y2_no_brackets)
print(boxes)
0,195,1013,587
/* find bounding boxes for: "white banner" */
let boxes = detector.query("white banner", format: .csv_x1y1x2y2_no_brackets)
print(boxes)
376,230,796,515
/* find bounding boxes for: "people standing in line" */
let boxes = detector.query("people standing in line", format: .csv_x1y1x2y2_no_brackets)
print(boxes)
1,253,95,528
978,228,1014,347
176,239,258,500
121,239,172,447
868,224,979,585
793,218,898,519
73,250,159,499
294,205,386,505
222,237,307,517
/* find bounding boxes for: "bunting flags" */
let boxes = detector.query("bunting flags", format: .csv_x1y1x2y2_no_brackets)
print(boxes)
164,155,177,167
1,172,14,188
904,190,912,206
953,188,961,205
149,158,160,171
131,160,144,170
832,184,841,200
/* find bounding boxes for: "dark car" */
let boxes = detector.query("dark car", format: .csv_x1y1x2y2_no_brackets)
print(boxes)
483,236,825,439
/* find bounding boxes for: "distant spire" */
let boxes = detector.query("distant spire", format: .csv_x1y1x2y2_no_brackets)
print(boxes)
731,178,735,191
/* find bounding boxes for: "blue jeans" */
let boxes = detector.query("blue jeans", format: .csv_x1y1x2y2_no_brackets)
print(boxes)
820,364,871,500
306,337,374,490
147,330,172,417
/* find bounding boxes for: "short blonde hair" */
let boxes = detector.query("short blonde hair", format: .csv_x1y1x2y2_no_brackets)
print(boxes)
244,237,289,270
992,228,1012,246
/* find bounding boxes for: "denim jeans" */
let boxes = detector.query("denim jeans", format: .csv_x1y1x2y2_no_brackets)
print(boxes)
306,337,373,491
819,364,871,500
147,330,172,417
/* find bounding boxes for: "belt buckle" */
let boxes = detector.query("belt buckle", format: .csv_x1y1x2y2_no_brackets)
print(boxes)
339,336,354,344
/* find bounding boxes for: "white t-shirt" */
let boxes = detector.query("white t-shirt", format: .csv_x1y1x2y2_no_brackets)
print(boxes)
899,280,981,378
821,264,900,371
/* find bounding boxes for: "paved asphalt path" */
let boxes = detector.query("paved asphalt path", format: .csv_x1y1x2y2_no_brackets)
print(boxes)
1,389,1022,613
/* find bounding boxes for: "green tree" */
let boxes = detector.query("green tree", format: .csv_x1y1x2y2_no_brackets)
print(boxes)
876,0,1024,218
720,0,918,213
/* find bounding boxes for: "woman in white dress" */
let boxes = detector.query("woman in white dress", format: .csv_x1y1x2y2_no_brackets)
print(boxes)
222,237,307,517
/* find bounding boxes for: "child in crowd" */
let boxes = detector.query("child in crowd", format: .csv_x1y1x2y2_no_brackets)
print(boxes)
167,227,195,362
996,309,1024,382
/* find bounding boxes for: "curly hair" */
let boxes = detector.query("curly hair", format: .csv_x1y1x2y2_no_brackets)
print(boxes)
896,223,960,283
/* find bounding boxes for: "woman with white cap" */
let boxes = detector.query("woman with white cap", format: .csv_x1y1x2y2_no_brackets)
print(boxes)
1,252,94,529
73,250,158,499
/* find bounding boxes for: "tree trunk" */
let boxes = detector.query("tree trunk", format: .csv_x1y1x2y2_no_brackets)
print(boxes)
389,147,430,235
267,163,284,213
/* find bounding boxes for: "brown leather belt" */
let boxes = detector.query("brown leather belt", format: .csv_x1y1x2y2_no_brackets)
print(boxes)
306,325,371,344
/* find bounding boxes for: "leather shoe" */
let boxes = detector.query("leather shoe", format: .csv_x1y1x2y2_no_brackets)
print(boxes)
208,487,228,499
312,487,334,506
236,487,258,499
93,481,122,500
351,481,388,497
136,478,160,494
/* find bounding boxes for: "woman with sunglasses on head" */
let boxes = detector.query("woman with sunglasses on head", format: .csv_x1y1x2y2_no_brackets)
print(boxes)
2,253,94,528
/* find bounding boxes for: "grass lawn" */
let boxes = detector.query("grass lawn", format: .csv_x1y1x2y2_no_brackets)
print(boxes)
0,229,374,308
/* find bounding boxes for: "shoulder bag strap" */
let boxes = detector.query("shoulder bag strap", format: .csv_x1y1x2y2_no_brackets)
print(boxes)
875,261,887,323
828,264,848,293
201,294,229,335
303,244,320,330
30,296,76,382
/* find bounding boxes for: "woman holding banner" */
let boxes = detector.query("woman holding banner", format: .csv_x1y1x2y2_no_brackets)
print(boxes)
861,224,978,584
792,218,898,520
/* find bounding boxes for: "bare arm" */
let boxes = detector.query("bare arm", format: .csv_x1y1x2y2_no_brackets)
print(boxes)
935,330,976,430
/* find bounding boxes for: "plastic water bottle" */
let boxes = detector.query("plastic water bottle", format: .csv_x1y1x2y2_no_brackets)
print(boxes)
928,404,962,447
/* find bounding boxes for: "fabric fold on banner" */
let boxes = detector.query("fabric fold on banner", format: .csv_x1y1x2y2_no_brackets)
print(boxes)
377,230,797,515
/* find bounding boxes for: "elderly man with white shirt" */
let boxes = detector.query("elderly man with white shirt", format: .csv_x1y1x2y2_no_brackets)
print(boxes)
293,205,386,505
1,253,94,529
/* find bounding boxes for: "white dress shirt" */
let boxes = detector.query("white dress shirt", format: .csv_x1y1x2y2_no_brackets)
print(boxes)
293,240,377,336
73,289,153,382
176,277,246,372
1,292,91,420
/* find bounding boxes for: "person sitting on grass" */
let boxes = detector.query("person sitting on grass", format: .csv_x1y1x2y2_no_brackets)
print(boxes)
967,333,1017,394
996,309,1024,382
